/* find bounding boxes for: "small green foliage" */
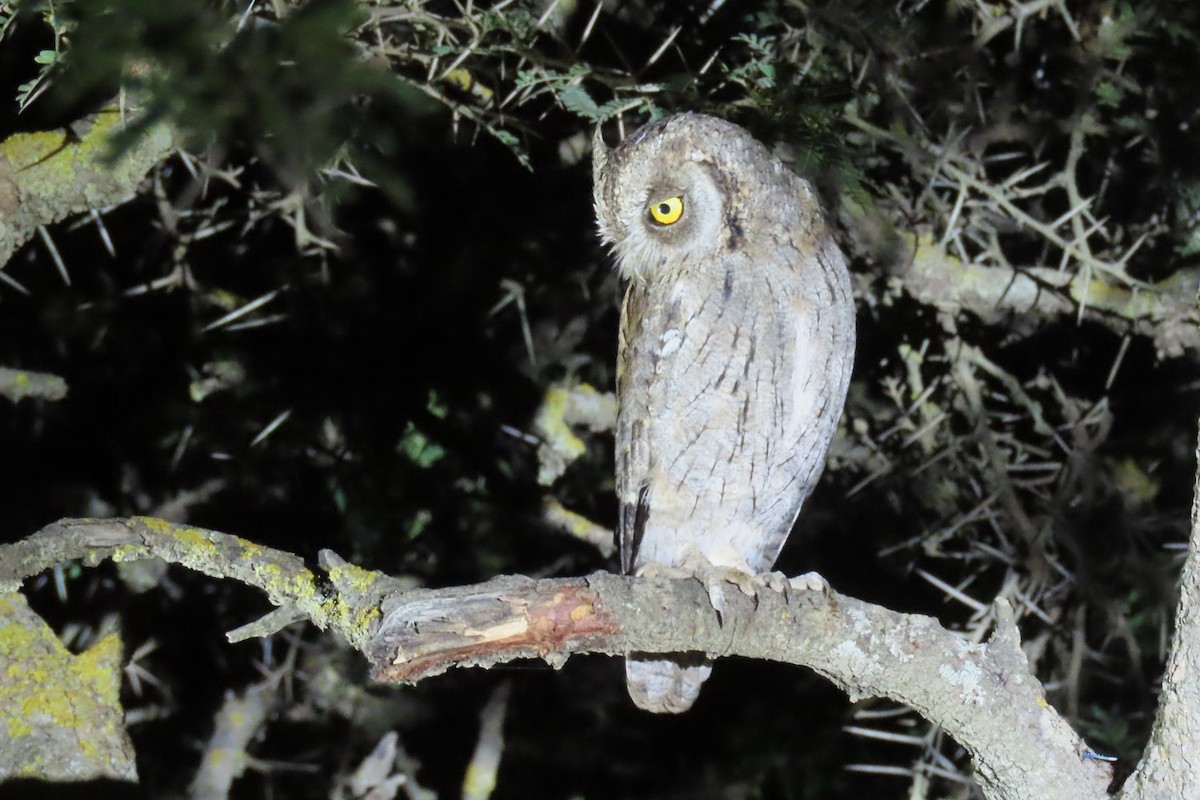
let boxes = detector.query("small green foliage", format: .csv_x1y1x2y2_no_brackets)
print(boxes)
398,422,445,469
8,1,69,110
1175,180,1200,257
1094,2,1139,61
405,509,433,540
1162,20,1200,44
512,64,635,124
558,85,599,120
37,0,426,196
1095,82,1124,108
723,34,777,92
426,390,448,420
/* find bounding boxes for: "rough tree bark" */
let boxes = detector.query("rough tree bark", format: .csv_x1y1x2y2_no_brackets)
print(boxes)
1115,424,1200,800
0,105,176,270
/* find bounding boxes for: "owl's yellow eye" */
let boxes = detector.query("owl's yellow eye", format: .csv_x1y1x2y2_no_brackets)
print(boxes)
648,196,684,225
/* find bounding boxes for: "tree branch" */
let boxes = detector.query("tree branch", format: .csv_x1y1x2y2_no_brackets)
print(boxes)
900,234,1200,359
0,105,176,271
370,572,1111,800
1118,425,1200,800
0,517,403,651
0,516,1117,800
0,367,68,403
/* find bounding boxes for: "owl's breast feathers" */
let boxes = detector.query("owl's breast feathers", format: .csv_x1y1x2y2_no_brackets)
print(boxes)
616,244,852,575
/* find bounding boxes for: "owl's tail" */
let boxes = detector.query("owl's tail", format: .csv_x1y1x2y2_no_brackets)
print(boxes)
624,654,713,713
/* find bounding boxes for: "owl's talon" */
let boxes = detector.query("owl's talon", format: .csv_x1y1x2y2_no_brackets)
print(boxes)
756,570,791,598
705,582,728,624
787,571,829,596
762,571,790,593
666,548,760,625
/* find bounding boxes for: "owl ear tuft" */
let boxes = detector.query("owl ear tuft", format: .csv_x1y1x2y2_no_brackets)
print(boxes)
592,126,609,184
593,126,622,246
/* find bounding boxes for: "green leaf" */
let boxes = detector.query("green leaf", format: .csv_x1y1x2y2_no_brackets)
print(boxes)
426,390,448,419
558,85,599,120
398,422,446,468
1095,82,1124,108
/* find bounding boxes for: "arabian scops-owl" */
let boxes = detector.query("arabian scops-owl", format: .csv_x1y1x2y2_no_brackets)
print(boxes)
593,113,856,713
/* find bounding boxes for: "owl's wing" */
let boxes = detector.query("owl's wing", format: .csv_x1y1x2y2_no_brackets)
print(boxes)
616,282,653,575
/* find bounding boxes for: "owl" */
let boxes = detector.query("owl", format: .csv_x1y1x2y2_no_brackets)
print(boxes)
592,113,856,713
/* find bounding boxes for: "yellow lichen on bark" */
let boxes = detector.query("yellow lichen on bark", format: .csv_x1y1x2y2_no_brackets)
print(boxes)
0,592,135,781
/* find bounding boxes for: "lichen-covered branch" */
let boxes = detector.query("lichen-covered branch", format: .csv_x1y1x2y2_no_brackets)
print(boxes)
0,366,68,403
187,680,277,800
900,233,1200,359
532,382,617,485
0,105,176,270
461,680,512,800
0,517,394,651
541,498,615,558
0,592,134,781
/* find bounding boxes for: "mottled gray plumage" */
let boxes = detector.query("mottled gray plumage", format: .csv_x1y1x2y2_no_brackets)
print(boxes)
593,113,856,713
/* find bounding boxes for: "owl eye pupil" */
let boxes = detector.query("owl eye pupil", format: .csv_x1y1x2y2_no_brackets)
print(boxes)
649,195,684,225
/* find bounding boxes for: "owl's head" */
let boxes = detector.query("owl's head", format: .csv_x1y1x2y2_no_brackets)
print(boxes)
593,113,812,282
